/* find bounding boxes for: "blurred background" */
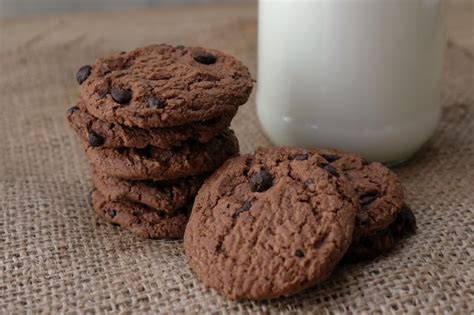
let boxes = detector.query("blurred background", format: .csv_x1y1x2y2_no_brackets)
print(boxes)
0,0,251,17
0,1,471,53
1,0,471,50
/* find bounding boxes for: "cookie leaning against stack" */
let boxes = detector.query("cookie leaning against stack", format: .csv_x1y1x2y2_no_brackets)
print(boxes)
184,147,417,300
184,147,359,300
67,44,253,238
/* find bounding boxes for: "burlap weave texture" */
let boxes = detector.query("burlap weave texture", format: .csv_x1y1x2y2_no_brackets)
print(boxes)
1,4,473,314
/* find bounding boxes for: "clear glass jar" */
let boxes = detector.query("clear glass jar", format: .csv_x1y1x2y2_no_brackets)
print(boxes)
257,0,447,164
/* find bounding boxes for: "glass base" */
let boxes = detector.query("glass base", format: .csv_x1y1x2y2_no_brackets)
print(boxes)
381,152,416,168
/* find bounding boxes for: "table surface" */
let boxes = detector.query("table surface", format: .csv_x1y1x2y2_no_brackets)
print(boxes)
0,2,473,314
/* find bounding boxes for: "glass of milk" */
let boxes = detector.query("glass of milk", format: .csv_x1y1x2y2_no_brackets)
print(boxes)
257,0,446,164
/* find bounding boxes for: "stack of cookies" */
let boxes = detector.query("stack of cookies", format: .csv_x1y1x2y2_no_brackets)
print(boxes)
66,44,416,302
67,44,253,238
184,147,417,300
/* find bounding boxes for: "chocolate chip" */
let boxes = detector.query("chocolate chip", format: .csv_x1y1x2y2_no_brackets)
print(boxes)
232,201,252,218
176,45,185,49
360,192,378,207
249,170,273,192
76,65,92,84
323,164,339,177
193,52,217,65
295,249,305,258
88,132,104,147
158,211,167,218
111,87,132,104
294,154,308,161
321,154,340,163
110,209,117,218
67,106,79,114
148,96,166,109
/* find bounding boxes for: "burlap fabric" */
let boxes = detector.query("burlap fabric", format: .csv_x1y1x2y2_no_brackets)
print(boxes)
1,4,473,313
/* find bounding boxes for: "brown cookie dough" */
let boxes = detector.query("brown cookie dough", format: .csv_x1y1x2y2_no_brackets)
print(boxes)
86,129,239,180
344,206,417,261
92,171,204,212
184,147,358,300
91,189,190,239
78,44,253,128
67,101,236,149
316,149,404,239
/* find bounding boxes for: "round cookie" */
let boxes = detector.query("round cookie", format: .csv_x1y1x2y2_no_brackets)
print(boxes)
184,147,358,300
86,129,239,180
344,206,417,261
91,189,190,239
67,101,236,149
92,171,204,212
315,148,404,239
78,44,253,128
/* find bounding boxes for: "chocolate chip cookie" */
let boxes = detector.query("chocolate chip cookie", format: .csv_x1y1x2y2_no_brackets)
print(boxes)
316,149,404,238
92,171,204,212
78,44,253,128
184,147,358,300
86,129,239,180
67,101,236,149
91,189,190,239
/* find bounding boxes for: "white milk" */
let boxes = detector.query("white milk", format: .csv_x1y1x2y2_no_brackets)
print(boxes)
257,0,446,164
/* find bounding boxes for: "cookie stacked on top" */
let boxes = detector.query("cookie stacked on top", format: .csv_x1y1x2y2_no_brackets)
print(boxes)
67,44,253,238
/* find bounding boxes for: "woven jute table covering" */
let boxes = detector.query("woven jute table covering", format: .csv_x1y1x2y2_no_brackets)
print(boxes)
1,3,473,314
